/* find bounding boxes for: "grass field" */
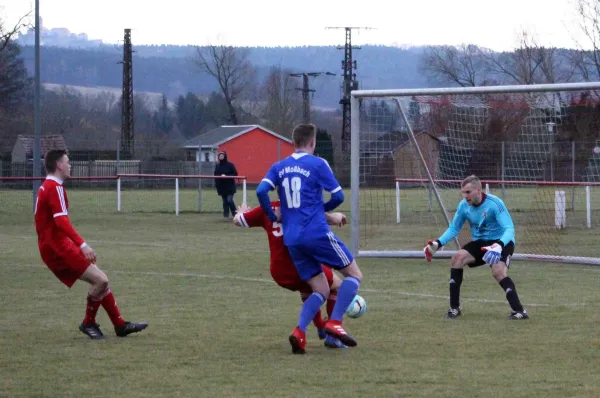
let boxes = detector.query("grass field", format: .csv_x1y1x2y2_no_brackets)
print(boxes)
2,186,600,397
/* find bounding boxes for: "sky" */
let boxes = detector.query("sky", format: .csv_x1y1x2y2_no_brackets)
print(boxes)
0,0,590,51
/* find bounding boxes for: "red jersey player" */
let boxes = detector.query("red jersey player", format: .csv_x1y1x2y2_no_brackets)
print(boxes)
35,149,148,340
233,200,348,349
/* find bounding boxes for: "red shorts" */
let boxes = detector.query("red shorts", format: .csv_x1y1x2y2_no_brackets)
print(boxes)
39,242,92,288
273,265,334,293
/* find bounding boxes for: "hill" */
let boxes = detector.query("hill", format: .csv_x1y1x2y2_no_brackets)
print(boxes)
18,44,430,108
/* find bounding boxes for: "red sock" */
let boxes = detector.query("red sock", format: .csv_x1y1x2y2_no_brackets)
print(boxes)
101,289,126,328
82,295,102,325
327,292,337,319
301,293,326,329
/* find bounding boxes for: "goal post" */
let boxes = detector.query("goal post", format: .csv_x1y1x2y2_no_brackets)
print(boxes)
350,81,600,265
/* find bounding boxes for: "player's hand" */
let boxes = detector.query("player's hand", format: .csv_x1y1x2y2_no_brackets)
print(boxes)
481,243,502,265
328,212,347,227
81,244,97,264
237,203,250,213
423,240,440,262
274,206,282,222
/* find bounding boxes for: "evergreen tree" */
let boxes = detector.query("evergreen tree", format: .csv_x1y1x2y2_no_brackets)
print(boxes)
314,128,334,167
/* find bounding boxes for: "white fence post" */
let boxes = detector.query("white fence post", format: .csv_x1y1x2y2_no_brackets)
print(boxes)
396,181,400,224
117,177,121,212
175,178,180,216
554,190,566,229
243,178,247,206
586,186,591,228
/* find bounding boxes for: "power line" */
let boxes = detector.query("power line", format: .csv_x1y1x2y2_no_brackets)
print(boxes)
289,72,336,124
119,29,134,159
325,27,374,152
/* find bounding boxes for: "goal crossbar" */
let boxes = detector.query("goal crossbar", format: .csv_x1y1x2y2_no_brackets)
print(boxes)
351,81,600,98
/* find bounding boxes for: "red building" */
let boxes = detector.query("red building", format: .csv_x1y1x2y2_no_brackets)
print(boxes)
184,125,295,183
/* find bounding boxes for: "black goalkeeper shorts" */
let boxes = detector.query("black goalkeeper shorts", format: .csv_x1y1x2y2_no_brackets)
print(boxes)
462,240,515,268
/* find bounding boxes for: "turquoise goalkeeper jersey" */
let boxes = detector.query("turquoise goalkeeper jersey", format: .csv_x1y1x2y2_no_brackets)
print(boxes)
438,193,515,247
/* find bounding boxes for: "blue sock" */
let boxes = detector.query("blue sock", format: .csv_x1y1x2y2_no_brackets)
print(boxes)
331,276,361,321
298,293,326,332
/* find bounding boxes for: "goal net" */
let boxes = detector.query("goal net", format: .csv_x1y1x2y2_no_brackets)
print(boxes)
349,82,600,265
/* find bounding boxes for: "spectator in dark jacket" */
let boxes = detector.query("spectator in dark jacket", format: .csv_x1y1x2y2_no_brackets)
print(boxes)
214,151,238,218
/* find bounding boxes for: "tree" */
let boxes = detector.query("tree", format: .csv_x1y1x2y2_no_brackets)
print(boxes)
261,66,302,135
0,41,30,112
176,92,206,138
418,44,486,87
419,32,573,88
204,91,231,129
314,128,334,167
0,11,33,150
194,45,255,125
481,31,573,84
1,10,30,53
40,86,85,136
0,10,32,112
153,94,175,135
570,0,600,81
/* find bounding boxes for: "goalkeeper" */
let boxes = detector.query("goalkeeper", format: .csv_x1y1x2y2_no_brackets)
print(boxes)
423,175,528,320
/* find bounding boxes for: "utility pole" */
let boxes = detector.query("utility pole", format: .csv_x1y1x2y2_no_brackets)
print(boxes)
32,0,41,209
326,27,374,152
119,29,134,159
289,72,335,124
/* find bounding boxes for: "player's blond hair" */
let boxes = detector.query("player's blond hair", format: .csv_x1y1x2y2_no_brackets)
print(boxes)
461,175,482,190
292,124,317,148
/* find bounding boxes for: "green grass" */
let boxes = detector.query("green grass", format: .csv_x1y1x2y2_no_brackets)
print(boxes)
1,186,600,397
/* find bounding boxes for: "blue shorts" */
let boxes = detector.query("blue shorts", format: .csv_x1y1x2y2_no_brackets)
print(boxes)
287,232,354,281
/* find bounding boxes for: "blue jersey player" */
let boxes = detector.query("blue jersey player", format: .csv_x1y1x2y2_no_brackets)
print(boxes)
423,175,529,320
256,123,363,354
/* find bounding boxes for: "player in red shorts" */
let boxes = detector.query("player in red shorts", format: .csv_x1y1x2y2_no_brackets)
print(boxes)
35,149,148,340
233,200,348,349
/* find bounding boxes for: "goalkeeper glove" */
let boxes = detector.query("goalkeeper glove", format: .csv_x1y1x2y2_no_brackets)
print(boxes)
481,243,503,265
424,240,441,262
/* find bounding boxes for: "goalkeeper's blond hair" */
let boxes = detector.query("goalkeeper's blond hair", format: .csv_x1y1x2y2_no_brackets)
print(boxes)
461,175,482,190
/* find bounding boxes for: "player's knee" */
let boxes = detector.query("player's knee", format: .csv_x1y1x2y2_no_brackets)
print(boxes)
313,285,330,299
331,274,342,290
451,251,469,268
350,267,363,281
92,270,109,290
343,260,362,280
491,264,507,281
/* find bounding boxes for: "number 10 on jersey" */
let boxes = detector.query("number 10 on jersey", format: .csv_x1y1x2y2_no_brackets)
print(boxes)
282,177,301,208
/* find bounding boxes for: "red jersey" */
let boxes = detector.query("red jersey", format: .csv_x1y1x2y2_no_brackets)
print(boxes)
238,200,299,283
35,176,85,251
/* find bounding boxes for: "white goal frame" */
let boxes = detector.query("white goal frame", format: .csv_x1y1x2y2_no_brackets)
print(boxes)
349,82,600,266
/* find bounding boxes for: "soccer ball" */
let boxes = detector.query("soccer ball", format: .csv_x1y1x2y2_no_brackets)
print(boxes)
345,295,367,318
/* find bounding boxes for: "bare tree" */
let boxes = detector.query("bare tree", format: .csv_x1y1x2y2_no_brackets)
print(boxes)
420,32,573,88
194,45,255,125
418,44,487,87
0,10,31,53
482,31,572,84
260,66,302,135
569,0,600,81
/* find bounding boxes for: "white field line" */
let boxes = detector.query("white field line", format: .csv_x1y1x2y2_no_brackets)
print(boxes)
8,235,600,273
9,263,591,308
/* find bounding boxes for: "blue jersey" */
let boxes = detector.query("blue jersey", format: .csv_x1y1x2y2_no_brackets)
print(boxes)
438,193,515,247
259,152,342,246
